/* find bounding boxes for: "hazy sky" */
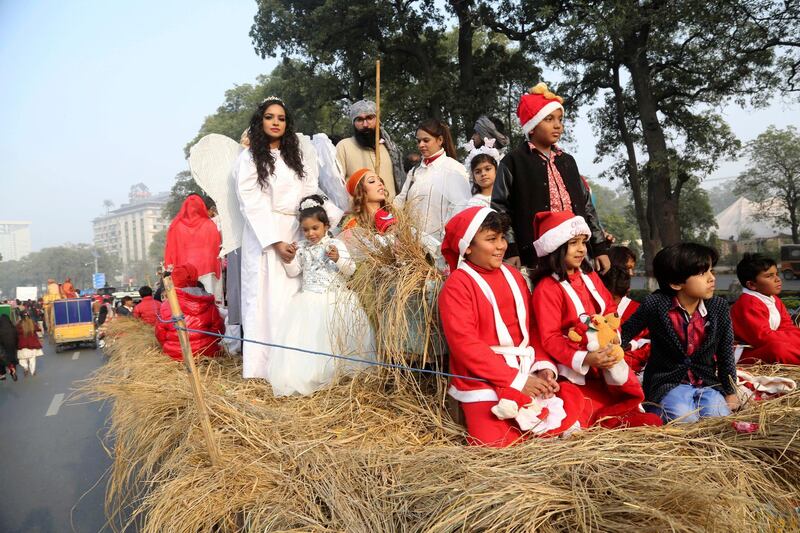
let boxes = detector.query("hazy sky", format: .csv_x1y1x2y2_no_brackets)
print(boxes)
2,1,798,252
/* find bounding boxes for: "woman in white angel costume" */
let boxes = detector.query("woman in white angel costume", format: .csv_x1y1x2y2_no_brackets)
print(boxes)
235,97,319,379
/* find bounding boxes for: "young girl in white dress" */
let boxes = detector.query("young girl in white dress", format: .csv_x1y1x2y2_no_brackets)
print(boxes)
268,195,376,396
464,139,501,208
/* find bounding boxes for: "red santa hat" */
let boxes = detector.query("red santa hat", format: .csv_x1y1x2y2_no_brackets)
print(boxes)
532,211,591,257
441,206,494,271
517,82,564,135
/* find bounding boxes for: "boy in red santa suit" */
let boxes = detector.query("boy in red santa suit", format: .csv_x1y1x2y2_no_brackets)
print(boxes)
530,211,662,428
438,206,590,448
730,253,800,364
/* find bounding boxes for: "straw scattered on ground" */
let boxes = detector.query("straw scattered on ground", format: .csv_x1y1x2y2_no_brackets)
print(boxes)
78,318,800,533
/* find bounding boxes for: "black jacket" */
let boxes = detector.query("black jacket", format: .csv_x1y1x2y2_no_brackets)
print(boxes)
0,315,19,365
621,292,737,403
491,142,608,267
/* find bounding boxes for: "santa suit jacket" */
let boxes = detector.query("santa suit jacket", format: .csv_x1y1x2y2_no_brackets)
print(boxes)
438,262,557,402
492,142,608,267
531,270,618,384
730,289,800,348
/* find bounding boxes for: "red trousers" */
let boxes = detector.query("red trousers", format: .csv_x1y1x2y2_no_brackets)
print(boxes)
460,382,592,447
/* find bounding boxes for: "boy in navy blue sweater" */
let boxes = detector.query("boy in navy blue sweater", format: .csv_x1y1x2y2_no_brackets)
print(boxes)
621,243,739,423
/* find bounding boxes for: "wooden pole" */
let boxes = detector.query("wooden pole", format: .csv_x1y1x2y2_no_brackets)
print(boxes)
374,59,381,172
163,276,221,467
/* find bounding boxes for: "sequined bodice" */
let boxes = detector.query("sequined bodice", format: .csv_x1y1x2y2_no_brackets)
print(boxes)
298,237,346,293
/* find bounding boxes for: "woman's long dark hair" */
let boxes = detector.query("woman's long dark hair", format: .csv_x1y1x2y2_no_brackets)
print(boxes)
248,99,305,190
417,118,458,159
531,240,593,284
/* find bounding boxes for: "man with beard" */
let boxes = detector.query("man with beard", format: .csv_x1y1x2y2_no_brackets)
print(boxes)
336,100,404,199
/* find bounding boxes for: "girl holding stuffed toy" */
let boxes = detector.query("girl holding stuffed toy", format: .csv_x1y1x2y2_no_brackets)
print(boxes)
530,211,662,428
267,195,375,396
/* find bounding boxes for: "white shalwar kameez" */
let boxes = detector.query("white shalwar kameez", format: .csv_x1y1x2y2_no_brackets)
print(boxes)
235,145,319,379
394,149,471,244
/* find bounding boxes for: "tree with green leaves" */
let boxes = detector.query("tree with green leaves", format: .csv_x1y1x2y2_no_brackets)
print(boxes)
248,0,539,143
734,126,800,243
0,245,121,296
482,0,797,271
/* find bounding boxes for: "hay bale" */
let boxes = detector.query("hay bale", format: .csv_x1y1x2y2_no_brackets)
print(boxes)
78,320,800,532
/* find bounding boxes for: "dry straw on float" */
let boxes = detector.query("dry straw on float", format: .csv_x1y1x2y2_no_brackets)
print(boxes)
344,205,447,375
79,317,800,532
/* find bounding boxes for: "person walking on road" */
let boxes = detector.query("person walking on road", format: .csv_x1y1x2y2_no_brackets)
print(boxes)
0,315,19,381
16,312,44,376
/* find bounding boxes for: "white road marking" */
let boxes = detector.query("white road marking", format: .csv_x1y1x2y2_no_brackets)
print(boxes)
46,393,65,417
72,352,80,360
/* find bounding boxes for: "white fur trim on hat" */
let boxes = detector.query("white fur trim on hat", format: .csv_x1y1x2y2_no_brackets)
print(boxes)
533,215,591,257
458,207,494,262
521,101,564,135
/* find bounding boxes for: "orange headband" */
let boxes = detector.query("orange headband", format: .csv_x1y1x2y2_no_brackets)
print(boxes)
346,168,371,196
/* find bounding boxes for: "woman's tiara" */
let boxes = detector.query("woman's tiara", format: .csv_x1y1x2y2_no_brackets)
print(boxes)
261,95,284,104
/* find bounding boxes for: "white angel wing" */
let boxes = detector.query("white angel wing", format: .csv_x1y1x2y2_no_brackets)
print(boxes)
311,133,350,212
188,133,244,256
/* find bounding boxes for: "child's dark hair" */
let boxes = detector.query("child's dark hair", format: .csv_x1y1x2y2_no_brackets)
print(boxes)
736,253,777,286
139,286,153,298
532,239,593,283
470,153,498,195
652,242,719,296
608,246,636,269
475,211,510,236
297,194,330,225
600,266,631,298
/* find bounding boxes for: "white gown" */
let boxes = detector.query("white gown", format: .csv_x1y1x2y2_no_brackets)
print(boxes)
268,236,376,396
235,144,319,379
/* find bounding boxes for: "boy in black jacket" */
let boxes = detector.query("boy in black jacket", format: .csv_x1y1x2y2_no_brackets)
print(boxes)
491,82,609,271
621,243,739,423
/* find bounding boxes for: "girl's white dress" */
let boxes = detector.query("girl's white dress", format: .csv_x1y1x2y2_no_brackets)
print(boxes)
267,235,375,396
467,192,491,208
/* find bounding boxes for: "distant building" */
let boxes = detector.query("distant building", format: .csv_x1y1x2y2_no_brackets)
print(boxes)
0,220,32,261
93,184,169,271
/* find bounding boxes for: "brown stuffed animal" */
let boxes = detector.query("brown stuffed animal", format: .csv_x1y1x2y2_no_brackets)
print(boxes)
568,314,624,361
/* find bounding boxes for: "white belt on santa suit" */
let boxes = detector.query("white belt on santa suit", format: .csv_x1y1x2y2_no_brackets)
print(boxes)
491,345,536,375
447,345,544,403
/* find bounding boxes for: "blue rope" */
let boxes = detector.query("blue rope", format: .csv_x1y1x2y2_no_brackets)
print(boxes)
157,314,488,383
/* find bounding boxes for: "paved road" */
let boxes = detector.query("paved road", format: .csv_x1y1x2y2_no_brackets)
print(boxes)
0,340,111,533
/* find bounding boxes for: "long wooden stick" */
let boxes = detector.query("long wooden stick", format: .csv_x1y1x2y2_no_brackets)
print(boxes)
375,59,381,172
163,276,221,467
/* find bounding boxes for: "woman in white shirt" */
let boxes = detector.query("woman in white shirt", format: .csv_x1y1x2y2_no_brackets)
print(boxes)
235,97,319,379
394,119,471,243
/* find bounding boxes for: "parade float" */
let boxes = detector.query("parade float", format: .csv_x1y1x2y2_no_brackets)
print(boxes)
81,219,800,532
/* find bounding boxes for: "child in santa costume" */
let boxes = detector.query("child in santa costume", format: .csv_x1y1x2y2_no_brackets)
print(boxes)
530,211,662,428
731,253,800,364
601,266,651,373
492,83,609,272
438,206,590,447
